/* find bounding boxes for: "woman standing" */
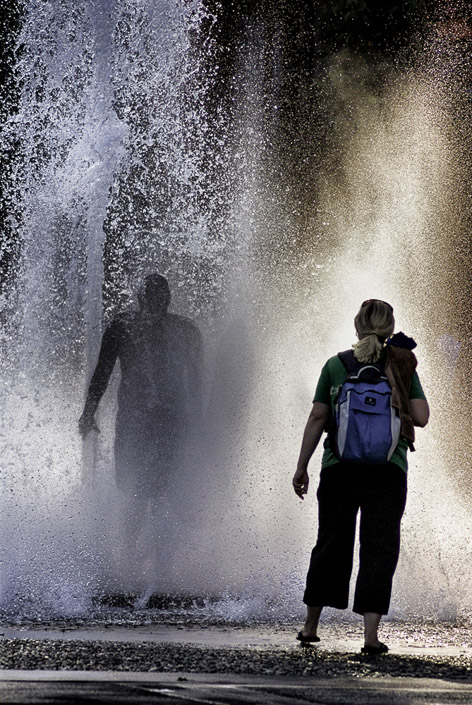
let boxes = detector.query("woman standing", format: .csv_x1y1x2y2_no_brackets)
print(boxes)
292,300,429,654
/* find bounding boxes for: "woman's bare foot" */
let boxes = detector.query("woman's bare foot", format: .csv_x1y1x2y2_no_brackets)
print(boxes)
363,611,383,648
297,605,322,641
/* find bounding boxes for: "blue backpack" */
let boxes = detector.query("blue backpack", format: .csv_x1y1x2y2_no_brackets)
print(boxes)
333,350,401,464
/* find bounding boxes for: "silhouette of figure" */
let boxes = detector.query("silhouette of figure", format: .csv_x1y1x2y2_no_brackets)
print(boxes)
79,274,202,504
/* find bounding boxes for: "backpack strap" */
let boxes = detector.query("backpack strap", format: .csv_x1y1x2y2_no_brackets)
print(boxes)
338,349,357,373
338,349,387,375
327,351,357,450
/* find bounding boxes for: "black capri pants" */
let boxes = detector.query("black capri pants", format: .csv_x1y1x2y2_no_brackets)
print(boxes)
303,461,407,615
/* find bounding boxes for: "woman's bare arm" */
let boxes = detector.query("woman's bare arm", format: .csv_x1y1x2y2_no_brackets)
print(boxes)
410,398,430,427
292,402,330,499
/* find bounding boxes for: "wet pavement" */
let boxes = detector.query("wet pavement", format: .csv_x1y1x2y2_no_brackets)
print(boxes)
2,619,472,657
1,612,472,703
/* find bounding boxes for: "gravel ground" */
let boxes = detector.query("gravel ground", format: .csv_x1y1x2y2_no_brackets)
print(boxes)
2,610,472,681
2,637,472,681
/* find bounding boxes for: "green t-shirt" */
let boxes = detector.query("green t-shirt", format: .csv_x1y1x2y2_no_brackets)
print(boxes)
313,352,427,472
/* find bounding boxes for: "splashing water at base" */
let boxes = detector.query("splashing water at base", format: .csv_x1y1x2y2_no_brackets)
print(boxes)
1,4,472,624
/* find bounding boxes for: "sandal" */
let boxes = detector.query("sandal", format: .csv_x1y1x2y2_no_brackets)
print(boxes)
296,631,320,644
361,642,389,655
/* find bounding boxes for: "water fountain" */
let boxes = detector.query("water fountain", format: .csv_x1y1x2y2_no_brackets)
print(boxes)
1,0,471,627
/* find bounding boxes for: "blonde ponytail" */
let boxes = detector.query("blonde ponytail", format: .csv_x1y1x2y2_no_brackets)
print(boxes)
353,300,394,363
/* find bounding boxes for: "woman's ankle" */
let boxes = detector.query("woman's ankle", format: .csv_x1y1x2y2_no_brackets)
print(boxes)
363,611,382,646
303,605,323,634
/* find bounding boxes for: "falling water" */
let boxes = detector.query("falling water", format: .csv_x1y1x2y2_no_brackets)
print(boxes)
1,2,472,622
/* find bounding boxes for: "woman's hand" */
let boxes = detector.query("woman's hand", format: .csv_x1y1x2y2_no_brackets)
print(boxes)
293,466,309,499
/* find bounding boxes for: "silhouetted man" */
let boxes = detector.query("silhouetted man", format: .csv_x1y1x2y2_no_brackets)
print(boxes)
79,274,202,505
